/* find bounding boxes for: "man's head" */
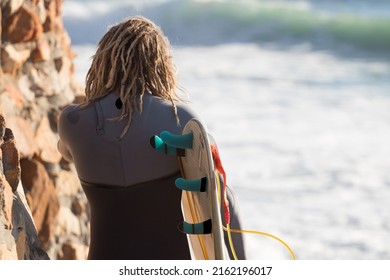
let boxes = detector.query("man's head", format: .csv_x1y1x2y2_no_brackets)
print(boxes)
84,16,179,137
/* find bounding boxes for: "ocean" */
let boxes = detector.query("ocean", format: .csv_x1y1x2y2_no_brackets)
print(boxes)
63,0,390,260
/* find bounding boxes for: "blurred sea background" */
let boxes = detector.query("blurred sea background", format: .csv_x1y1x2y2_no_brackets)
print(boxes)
62,0,390,259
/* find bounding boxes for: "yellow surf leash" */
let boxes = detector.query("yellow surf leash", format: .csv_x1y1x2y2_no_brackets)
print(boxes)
223,224,296,260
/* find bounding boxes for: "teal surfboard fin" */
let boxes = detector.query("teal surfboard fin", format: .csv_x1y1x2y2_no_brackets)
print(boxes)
178,219,212,235
149,135,185,156
160,131,193,149
175,177,208,192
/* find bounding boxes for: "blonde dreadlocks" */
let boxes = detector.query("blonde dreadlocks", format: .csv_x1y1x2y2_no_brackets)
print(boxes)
84,16,180,139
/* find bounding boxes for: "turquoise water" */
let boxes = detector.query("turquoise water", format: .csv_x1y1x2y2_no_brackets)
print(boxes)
64,0,390,54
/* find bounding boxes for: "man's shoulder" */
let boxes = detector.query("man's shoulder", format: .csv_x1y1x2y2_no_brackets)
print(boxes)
59,103,94,127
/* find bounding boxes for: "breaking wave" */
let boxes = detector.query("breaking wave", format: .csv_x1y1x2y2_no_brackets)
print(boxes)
64,0,390,52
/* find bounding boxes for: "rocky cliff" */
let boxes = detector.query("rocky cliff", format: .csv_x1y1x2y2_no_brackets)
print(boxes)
0,115,49,259
1,0,89,259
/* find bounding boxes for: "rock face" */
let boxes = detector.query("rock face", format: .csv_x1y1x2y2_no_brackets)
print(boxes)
1,1,89,259
0,116,49,260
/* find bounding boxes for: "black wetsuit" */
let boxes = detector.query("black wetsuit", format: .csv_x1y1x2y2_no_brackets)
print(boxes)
58,92,245,260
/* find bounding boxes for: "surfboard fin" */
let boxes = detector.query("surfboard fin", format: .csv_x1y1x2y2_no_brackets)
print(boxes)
149,135,186,156
160,131,193,149
175,177,208,192
178,219,212,235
